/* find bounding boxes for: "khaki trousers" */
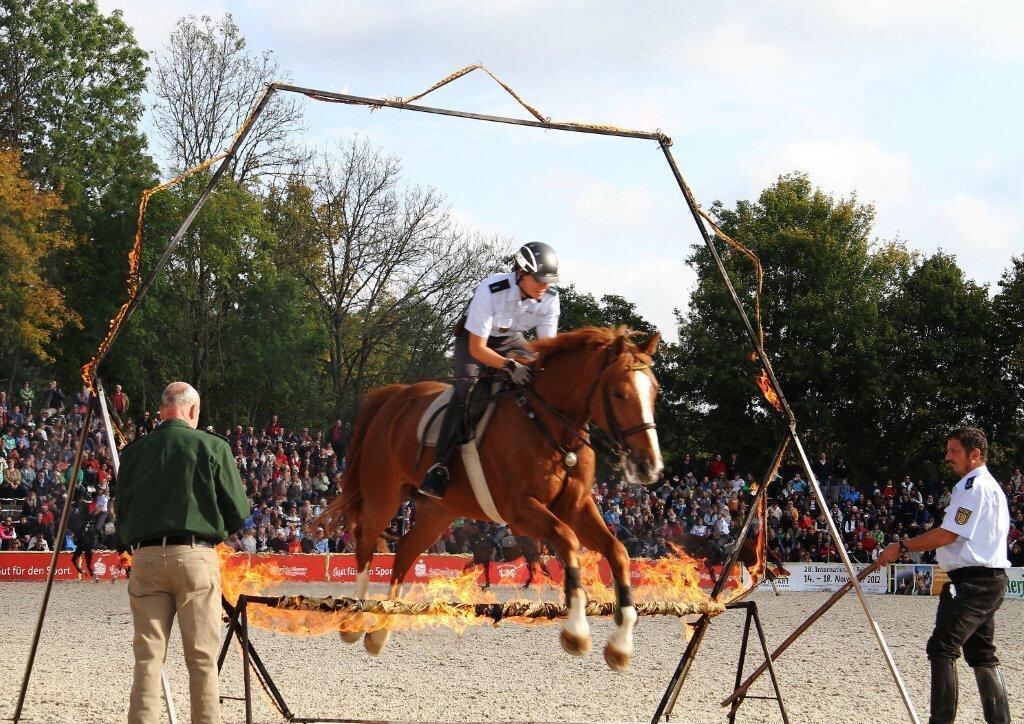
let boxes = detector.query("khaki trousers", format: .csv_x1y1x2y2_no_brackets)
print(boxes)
128,544,222,724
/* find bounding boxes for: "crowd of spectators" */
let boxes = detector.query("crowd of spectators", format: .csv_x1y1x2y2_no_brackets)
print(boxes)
2,379,1023,570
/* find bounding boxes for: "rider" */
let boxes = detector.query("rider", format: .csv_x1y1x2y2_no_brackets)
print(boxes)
419,241,561,500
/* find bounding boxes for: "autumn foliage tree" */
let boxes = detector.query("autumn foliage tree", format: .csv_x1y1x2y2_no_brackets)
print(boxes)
0,149,81,380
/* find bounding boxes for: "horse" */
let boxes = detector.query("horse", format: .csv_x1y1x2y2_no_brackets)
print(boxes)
320,326,663,669
462,530,554,589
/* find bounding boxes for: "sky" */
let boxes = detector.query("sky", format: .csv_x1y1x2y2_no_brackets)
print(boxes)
97,0,1024,341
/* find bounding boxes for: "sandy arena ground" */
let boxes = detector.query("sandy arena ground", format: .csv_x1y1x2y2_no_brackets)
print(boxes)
1,580,1020,723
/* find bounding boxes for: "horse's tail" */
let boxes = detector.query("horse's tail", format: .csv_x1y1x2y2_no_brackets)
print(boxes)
319,385,402,532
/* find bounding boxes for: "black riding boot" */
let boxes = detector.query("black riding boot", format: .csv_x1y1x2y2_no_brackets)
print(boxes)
928,658,958,724
419,396,464,500
974,666,1010,724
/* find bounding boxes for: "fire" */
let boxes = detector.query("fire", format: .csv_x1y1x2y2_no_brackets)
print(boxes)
749,352,782,412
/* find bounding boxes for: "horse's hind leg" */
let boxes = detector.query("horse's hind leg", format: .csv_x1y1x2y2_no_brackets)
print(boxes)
571,497,637,671
507,498,590,656
363,499,454,656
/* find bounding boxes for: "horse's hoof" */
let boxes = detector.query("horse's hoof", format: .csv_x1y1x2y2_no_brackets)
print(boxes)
603,642,631,671
364,628,391,656
339,629,362,644
559,629,592,657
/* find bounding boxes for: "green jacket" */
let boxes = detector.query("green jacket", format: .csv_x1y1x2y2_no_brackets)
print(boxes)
115,419,249,545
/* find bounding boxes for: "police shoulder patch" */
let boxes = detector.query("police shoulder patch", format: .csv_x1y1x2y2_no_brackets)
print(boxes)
964,476,975,490
954,507,972,526
488,278,511,293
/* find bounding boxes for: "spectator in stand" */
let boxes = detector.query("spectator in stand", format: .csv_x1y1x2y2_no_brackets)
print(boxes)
266,414,284,439
110,384,130,424
136,409,157,435
707,454,727,480
40,380,65,420
18,380,35,414
0,516,16,550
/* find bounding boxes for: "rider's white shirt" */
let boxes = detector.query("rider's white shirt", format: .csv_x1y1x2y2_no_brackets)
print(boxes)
464,272,559,340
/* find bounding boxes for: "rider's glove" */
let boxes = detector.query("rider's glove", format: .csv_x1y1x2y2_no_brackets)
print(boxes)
503,358,533,386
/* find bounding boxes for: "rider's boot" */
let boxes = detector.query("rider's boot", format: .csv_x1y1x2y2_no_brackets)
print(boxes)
419,393,464,500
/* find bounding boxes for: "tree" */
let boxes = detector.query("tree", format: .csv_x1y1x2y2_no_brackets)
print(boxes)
266,139,504,419
988,256,1024,467
876,252,995,473
669,173,910,475
152,13,306,183
558,285,656,334
0,0,156,386
0,149,81,381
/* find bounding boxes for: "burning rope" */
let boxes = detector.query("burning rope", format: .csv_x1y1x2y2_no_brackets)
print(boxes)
261,595,725,623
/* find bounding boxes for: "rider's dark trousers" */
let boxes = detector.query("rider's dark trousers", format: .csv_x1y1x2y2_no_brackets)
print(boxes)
433,332,531,466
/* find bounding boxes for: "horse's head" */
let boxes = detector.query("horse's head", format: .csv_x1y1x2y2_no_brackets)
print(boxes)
592,330,665,486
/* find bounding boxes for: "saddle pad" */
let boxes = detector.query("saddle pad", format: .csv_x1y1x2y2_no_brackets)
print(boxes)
416,386,505,524
417,387,454,448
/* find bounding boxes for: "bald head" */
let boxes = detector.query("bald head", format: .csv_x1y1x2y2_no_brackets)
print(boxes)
160,382,200,428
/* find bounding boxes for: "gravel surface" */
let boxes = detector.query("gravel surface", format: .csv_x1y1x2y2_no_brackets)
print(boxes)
2,580,1021,723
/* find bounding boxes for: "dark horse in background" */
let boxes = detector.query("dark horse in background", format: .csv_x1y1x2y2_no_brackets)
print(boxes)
460,523,553,589
320,327,663,669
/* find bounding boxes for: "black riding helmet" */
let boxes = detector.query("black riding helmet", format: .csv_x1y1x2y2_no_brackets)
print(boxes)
514,241,559,284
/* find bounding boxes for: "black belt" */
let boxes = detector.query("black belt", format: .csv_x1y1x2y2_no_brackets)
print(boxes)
948,566,1006,583
133,535,216,550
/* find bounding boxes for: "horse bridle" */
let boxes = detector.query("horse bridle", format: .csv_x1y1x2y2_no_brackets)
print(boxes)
517,343,657,467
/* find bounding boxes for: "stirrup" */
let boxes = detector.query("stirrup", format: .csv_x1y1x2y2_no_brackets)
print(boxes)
419,463,449,500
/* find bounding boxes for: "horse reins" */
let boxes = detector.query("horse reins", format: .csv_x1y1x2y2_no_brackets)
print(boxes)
516,344,656,469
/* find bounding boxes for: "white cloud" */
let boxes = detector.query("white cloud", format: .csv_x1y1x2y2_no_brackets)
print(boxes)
944,194,1022,257
741,138,915,207
566,254,695,343
673,20,789,78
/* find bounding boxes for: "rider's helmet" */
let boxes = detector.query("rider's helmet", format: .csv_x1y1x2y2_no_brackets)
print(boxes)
514,242,559,284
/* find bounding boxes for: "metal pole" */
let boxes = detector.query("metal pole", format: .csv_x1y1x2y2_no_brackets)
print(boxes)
95,381,177,724
657,140,919,723
749,602,790,724
654,438,787,721
241,596,253,724
13,396,95,722
271,83,668,143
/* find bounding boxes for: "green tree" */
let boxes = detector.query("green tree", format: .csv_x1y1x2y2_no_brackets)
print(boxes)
669,173,910,474
876,252,995,474
988,256,1024,467
0,0,155,386
558,285,656,334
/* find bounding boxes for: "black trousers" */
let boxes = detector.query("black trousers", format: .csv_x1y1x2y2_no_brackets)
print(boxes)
434,332,531,466
926,570,1006,667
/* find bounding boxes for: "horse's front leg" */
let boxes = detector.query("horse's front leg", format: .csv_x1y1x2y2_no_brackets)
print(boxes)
509,498,591,656
572,497,636,670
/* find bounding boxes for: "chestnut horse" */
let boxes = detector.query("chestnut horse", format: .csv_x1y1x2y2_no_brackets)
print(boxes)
321,327,663,669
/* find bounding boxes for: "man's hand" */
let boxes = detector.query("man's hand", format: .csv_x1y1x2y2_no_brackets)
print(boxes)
503,358,533,385
877,542,901,566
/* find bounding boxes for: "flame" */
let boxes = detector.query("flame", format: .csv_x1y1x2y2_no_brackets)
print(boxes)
217,531,755,638
749,352,782,413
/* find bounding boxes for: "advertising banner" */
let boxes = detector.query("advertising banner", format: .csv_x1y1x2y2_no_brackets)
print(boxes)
0,552,127,581
892,564,936,595
242,553,328,583
1006,567,1024,600
757,562,888,594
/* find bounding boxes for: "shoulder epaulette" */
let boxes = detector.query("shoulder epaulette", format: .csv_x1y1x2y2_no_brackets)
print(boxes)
964,476,975,490
488,278,511,293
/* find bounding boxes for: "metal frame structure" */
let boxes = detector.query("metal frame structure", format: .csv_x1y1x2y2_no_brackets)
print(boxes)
13,73,919,723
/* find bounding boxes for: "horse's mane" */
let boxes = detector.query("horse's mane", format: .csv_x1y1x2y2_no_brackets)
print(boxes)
528,325,634,367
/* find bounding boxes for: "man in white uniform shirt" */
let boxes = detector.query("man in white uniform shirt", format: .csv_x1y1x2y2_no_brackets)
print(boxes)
878,427,1010,723
419,242,560,500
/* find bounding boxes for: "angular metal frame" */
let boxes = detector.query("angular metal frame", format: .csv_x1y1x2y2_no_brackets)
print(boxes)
13,77,919,724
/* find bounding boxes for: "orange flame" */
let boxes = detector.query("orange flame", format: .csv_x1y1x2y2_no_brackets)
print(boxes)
749,352,782,412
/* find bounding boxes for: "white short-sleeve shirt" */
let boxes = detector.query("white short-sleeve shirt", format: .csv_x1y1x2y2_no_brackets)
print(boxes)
935,465,1010,572
463,272,559,340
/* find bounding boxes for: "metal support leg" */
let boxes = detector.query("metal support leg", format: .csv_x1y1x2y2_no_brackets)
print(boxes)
727,608,754,724
240,597,253,724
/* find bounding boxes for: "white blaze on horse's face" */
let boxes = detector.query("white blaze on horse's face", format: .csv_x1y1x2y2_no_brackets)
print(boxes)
625,369,663,486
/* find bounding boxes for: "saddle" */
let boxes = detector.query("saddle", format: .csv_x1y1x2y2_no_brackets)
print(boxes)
416,375,509,449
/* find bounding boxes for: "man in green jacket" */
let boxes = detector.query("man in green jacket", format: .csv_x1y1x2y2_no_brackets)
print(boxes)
115,381,249,724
